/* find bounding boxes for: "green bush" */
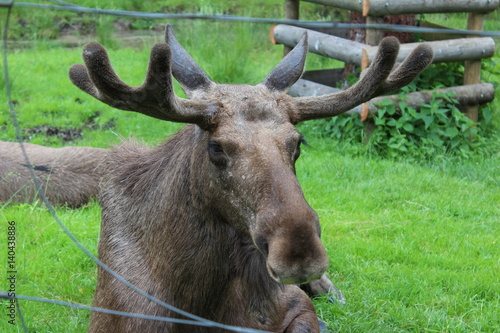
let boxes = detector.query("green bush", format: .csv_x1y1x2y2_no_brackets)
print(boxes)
370,91,485,159
313,61,497,160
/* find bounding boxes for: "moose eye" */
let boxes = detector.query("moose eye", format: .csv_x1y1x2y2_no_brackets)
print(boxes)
209,141,224,153
208,141,228,167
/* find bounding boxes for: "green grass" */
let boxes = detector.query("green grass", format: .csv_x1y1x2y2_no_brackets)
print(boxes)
0,203,100,332
1,1,500,332
297,146,499,332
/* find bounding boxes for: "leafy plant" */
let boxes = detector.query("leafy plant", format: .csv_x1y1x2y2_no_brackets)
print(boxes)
370,91,483,159
312,61,495,160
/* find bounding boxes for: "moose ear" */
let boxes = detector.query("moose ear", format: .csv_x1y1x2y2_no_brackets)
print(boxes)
262,33,308,92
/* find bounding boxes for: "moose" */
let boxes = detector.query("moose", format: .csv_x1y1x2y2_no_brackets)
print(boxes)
1,25,432,332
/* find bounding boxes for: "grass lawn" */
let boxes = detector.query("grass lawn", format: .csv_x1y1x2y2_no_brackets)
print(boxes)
1,1,499,332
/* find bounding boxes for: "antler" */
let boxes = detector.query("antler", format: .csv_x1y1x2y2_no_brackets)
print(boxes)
289,36,434,123
69,35,218,128
164,25,215,95
262,33,308,92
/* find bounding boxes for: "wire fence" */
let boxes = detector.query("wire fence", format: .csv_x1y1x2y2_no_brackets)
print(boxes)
1,0,499,332
1,0,500,37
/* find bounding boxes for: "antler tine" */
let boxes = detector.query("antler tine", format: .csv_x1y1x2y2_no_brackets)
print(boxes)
165,25,214,94
373,43,434,96
69,41,218,127
262,32,308,92
291,37,433,123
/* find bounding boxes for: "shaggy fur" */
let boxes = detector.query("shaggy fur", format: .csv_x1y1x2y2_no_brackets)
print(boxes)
0,142,107,207
90,126,321,332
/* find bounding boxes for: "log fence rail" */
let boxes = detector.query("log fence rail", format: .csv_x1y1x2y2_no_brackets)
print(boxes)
278,0,498,121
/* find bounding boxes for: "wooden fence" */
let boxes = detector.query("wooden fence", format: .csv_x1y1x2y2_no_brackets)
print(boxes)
274,0,498,121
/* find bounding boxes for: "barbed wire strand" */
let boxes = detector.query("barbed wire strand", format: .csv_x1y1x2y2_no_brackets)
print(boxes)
0,2,268,332
0,0,498,37
0,292,251,329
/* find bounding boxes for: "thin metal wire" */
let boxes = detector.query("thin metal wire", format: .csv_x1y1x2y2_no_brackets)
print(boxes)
0,292,263,330
15,299,28,332
0,0,499,37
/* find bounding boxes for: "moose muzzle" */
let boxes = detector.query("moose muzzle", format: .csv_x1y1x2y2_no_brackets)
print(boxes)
255,209,329,285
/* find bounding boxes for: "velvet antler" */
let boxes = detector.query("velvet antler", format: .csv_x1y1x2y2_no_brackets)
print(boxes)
288,37,434,123
261,33,309,92
69,37,218,128
164,25,215,95
69,26,433,128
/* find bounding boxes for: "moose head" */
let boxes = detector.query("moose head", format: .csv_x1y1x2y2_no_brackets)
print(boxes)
69,25,432,331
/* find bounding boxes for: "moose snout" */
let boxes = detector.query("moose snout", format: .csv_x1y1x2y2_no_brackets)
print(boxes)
266,261,324,285
266,237,329,284
257,225,329,285
252,174,330,284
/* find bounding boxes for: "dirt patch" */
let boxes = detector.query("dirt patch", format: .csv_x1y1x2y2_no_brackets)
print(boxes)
24,111,116,143
25,125,83,142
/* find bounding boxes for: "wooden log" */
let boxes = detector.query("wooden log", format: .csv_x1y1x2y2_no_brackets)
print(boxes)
363,37,496,64
289,79,495,115
365,16,384,46
368,83,496,111
272,25,496,65
292,24,351,39
365,0,500,16
302,68,345,87
302,0,499,15
464,13,485,122
290,78,342,97
285,0,300,21
302,0,362,12
271,24,365,64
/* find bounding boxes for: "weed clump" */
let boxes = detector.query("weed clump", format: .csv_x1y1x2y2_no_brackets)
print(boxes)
308,62,498,161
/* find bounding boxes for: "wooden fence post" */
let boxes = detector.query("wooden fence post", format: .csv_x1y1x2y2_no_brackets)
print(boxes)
362,1,384,143
463,12,484,122
284,0,300,55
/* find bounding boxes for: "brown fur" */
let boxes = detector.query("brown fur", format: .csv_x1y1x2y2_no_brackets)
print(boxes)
90,86,328,331
0,142,107,207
